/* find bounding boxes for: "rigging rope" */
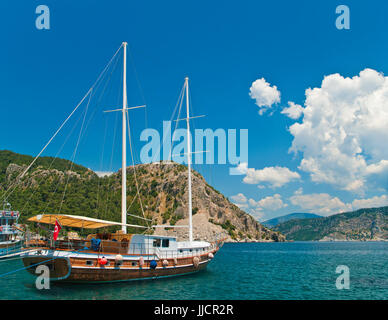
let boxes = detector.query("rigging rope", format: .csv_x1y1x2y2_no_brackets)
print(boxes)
1,43,123,204
125,109,148,227
124,82,187,226
103,61,123,218
58,88,93,214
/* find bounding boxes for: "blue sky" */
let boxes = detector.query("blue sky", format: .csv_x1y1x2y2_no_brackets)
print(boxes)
2,0,388,221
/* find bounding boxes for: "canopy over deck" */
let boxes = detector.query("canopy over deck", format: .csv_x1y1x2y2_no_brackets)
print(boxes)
28,214,148,229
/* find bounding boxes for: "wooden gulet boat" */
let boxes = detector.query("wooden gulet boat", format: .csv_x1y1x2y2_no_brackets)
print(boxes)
22,215,223,283
21,42,224,283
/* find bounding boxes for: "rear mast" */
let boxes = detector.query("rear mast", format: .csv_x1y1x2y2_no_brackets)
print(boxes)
122,42,128,234
185,77,193,243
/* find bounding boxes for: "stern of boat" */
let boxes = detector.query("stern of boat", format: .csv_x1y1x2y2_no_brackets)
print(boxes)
22,250,71,281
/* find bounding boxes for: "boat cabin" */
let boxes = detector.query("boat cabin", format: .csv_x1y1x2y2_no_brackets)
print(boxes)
129,234,177,253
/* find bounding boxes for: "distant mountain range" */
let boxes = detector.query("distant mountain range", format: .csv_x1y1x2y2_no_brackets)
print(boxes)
262,213,322,228
273,207,388,241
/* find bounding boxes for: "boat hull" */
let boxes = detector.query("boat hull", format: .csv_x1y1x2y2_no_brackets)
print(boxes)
22,250,215,283
22,255,71,281
64,261,208,283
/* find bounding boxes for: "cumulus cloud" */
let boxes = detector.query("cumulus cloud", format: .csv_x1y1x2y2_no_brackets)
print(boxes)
352,194,388,210
230,193,247,204
289,190,388,216
230,193,287,220
289,192,352,216
281,101,304,119
234,162,248,175
243,166,301,188
294,187,303,195
256,194,287,210
95,171,114,177
231,190,388,220
249,78,281,115
289,68,388,192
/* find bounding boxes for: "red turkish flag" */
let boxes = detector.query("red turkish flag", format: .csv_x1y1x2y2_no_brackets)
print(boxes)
53,219,62,241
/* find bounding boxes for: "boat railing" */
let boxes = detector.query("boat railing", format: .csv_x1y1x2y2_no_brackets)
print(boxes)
0,225,19,235
153,247,212,260
24,235,225,259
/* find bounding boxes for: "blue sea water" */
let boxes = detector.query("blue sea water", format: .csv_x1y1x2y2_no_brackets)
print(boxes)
0,242,387,300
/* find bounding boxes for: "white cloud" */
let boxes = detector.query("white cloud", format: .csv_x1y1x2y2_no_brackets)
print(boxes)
231,193,287,220
234,162,248,175
289,189,388,216
95,171,114,177
249,78,281,115
289,192,352,216
256,194,287,210
289,68,388,192
281,101,304,119
231,189,388,220
294,187,303,195
230,193,247,204
243,166,300,188
352,194,388,210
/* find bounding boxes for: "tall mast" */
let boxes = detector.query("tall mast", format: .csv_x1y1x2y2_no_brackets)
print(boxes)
122,42,128,233
185,77,193,243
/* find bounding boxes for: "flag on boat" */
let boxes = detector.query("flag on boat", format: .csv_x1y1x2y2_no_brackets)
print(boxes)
53,219,62,241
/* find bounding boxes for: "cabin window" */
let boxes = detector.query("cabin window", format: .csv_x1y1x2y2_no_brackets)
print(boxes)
162,239,169,248
86,260,93,266
153,238,161,247
131,261,137,267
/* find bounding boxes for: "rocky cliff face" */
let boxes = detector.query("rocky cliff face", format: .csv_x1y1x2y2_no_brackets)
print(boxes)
0,150,285,242
127,162,285,242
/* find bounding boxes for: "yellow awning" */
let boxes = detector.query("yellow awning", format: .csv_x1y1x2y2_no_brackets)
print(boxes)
28,214,148,229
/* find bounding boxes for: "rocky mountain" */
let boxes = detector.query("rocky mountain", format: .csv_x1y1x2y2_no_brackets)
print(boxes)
274,207,388,241
0,150,285,242
262,212,322,228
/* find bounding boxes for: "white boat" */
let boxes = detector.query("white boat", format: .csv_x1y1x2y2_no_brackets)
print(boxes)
0,202,23,259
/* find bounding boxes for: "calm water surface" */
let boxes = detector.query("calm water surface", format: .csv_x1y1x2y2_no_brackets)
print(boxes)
0,242,387,300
